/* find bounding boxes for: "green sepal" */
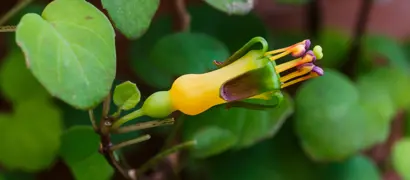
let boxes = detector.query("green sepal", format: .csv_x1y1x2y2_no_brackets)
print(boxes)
225,91,284,111
214,36,268,68
219,60,281,102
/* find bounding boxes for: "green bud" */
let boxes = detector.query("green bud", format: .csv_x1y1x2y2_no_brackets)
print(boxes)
141,91,175,118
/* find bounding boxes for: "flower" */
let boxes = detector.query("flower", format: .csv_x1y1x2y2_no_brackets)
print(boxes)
141,37,324,118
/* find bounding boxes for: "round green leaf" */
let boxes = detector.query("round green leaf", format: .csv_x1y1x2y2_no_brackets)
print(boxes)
294,69,378,161
0,49,50,103
101,0,159,39
203,121,322,180
113,81,141,110
15,0,116,110
355,67,410,108
191,126,237,158
364,35,410,71
204,0,254,15
189,5,267,52
392,138,410,180
324,155,381,180
183,93,294,158
59,126,100,166
150,32,230,76
70,152,114,180
0,100,62,172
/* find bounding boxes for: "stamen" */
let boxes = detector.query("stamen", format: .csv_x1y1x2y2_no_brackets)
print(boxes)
279,64,313,82
264,48,287,56
281,73,319,88
274,51,316,73
265,39,311,60
269,51,292,61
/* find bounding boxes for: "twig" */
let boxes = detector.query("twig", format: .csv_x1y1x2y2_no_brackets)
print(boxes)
88,109,98,131
0,25,16,32
172,0,191,32
0,0,33,26
113,118,175,134
341,0,374,77
136,140,197,176
111,134,151,151
307,0,321,39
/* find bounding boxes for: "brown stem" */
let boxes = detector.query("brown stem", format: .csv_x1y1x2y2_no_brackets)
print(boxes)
307,0,321,39
98,95,135,180
113,118,175,134
341,0,374,77
110,134,151,151
0,25,16,32
172,0,191,32
0,0,33,26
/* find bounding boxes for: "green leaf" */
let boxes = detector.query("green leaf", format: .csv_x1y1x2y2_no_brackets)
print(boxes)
204,0,254,15
183,93,293,158
323,155,381,180
70,152,114,180
0,100,62,172
191,126,237,158
129,16,174,89
101,0,159,39
364,35,410,71
0,49,50,103
15,0,116,110
59,126,113,180
202,121,322,180
151,32,230,75
294,69,389,161
355,67,410,108
392,138,410,180
59,126,100,166
150,32,230,80
317,29,350,68
113,81,141,110
189,5,267,52
275,0,310,5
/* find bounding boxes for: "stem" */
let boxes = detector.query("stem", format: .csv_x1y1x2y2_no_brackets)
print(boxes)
0,25,16,32
88,109,98,131
172,0,190,32
137,140,197,176
341,0,374,77
307,0,321,39
110,134,151,151
113,118,175,134
112,109,145,129
0,0,33,26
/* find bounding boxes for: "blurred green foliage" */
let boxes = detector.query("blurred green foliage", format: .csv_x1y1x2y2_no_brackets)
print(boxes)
1,0,410,180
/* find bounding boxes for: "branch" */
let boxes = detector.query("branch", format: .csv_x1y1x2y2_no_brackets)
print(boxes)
172,0,191,32
0,0,33,26
341,0,374,77
111,134,151,151
307,0,321,39
0,25,16,32
113,118,175,134
88,109,98,131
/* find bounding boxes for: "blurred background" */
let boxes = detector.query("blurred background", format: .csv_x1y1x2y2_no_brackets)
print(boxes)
1,0,410,180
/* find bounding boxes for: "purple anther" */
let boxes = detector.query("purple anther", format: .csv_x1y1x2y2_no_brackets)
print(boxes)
305,50,317,62
304,39,311,50
312,66,324,76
